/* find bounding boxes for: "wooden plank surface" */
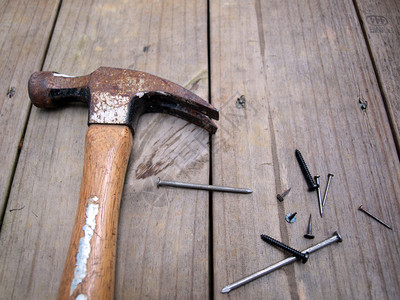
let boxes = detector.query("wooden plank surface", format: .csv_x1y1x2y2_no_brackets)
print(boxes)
211,0,400,299
0,0,210,299
1,0,400,299
0,0,60,217
354,0,400,150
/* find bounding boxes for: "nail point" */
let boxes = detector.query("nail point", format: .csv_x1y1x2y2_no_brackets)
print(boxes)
221,286,231,294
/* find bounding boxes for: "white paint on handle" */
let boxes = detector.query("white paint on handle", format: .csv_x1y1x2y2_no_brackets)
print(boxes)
70,196,99,295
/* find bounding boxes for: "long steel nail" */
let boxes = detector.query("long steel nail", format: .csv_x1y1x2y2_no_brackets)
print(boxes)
295,149,318,191
261,234,309,263
322,173,334,207
157,178,253,194
304,214,315,239
358,205,392,230
315,176,323,217
221,232,343,293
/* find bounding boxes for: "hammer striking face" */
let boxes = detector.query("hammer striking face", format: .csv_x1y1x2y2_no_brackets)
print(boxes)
28,66,219,133
28,67,218,300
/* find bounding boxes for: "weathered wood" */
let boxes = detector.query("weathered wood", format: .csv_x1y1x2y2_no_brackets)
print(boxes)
354,0,400,151
3,0,400,298
0,0,61,218
0,0,210,299
211,0,400,299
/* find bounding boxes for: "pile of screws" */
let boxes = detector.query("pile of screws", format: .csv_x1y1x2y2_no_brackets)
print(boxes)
156,148,392,294
221,149,343,293
282,149,391,236
276,150,335,240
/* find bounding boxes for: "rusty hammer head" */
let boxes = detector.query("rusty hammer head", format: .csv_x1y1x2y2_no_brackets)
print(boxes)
28,67,218,133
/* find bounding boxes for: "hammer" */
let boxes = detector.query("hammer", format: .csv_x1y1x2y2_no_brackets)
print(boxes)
28,67,218,300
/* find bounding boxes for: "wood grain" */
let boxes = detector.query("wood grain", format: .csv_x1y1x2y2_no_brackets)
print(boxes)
2,0,400,299
354,0,400,151
57,125,132,300
211,0,400,299
0,0,210,299
0,0,60,218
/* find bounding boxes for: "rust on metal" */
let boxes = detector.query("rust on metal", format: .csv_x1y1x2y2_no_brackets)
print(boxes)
28,67,219,134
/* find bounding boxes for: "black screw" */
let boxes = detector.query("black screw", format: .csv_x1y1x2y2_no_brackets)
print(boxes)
304,214,315,239
261,234,309,263
285,212,297,223
295,149,318,191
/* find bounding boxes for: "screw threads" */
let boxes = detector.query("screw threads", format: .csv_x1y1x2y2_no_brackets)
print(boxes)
261,234,309,263
295,149,318,191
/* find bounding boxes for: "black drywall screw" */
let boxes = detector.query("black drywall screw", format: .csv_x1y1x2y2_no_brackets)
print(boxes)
295,149,318,191
285,212,297,223
304,214,315,239
261,234,309,263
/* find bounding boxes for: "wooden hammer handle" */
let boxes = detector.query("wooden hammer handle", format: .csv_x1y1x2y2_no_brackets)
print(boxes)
57,125,132,300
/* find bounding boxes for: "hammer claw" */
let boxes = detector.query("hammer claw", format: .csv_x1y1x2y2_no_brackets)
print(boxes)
154,101,218,134
130,91,218,133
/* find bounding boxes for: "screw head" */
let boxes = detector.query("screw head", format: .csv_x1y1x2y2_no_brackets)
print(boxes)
301,252,310,263
286,212,297,223
308,183,319,191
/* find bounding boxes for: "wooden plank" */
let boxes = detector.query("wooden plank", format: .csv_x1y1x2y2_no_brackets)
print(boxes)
0,0,60,217
211,0,400,299
0,0,210,299
354,0,400,151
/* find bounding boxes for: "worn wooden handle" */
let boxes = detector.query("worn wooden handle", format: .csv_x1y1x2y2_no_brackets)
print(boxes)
57,125,133,300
